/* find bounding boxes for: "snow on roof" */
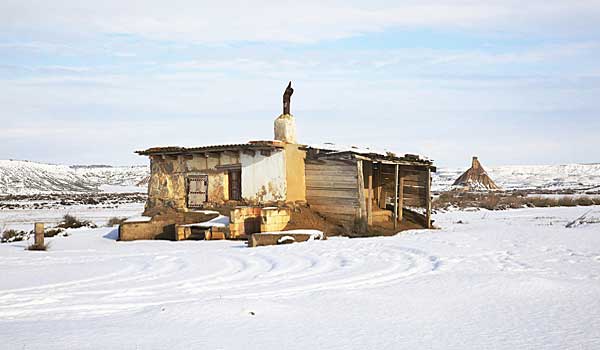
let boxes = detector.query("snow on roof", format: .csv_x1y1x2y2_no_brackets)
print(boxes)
305,142,433,166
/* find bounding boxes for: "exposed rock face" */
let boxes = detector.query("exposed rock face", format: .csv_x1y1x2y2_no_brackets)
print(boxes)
452,156,500,191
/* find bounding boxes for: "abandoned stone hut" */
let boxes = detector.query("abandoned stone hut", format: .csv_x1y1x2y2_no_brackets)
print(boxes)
120,84,436,241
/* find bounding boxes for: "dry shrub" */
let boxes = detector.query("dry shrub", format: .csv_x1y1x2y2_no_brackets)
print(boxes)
2,229,20,241
27,242,49,251
480,194,501,210
526,197,558,207
434,191,600,211
106,217,127,227
1,229,27,243
557,197,576,207
44,228,65,237
58,214,95,229
574,196,594,206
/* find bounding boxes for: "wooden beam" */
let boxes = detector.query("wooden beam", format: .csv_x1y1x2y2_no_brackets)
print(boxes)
242,149,256,156
223,150,239,157
356,160,366,221
367,171,373,226
394,163,399,230
399,176,404,222
425,167,431,228
260,150,271,156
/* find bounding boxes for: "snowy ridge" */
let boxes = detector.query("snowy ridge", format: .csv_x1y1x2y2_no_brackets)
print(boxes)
0,160,149,195
433,163,600,192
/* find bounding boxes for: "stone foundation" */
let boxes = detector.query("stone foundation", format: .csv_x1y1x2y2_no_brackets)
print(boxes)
260,207,291,232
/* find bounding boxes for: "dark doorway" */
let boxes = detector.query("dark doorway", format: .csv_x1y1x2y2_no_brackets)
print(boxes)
228,169,242,200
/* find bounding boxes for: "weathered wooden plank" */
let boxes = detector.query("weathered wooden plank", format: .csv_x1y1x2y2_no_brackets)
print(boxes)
403,197,427,207
305,171,357,179
402,178,428,187
305,163,356,171
357,160,366,220
304,171,356,181
318,213,356,223
306,188,358,199
367,171,373,226
305,181,357,189
305,172,357,180
402,185,428,196
309,205,358,215
425,167,432,228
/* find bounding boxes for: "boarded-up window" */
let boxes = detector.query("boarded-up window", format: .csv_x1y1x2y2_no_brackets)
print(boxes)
187,175,208,208
228,169,242,200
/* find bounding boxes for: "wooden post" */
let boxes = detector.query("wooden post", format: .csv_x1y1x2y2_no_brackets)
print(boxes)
34,223,44,247
394,164,399,229
367,171,373,226
398,168,404,222
425,167,432,228
356,160,366,221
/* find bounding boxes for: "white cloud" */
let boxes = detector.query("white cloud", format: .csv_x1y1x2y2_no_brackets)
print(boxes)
2,0,600,43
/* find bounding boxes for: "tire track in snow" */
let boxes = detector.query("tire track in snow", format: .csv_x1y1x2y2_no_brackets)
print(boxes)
0,240,439,320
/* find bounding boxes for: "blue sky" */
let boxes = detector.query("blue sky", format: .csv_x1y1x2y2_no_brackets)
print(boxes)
1,1,599,167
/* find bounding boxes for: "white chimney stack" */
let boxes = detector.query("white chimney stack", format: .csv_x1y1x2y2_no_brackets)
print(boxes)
274,114,297,143
274,81,297,143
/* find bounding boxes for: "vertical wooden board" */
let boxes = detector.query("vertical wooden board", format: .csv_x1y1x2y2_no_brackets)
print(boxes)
356,160,366,220
399,176,404,221
394,164,399,228
425,167,432,228
367,173,373,226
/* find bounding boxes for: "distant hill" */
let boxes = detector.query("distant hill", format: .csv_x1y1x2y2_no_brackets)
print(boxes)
433,163,600,192
2,159,600,195
0,160,149,195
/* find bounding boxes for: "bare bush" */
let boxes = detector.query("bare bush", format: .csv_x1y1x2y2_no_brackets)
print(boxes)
27,242,49,251
1,229,27,243
434,191,600,211
58,214,96,229
106,217,127,227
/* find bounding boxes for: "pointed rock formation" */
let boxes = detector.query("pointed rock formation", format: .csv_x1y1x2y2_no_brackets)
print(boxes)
453,156,500,191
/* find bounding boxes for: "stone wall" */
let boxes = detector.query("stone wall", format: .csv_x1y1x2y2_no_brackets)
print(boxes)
145,152,240,214
260,207,291,232
229,207,262,239
143,146,306,215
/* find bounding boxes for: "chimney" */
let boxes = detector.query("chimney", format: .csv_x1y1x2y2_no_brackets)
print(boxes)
274,81,297,143
274,114,297,143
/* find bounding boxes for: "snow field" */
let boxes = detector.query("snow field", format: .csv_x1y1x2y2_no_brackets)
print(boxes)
0,206,599,349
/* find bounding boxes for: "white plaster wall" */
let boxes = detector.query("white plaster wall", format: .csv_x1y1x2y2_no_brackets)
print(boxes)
240,151,286,202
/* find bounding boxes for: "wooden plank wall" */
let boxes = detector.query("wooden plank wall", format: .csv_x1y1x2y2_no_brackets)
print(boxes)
305,159,360,222
401,168,429,208
381,166,429,208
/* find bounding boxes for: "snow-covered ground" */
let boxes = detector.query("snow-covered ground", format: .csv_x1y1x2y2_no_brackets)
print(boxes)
1,206,599,349
434,163,600,192
0,160,148,195
0,203,145,231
